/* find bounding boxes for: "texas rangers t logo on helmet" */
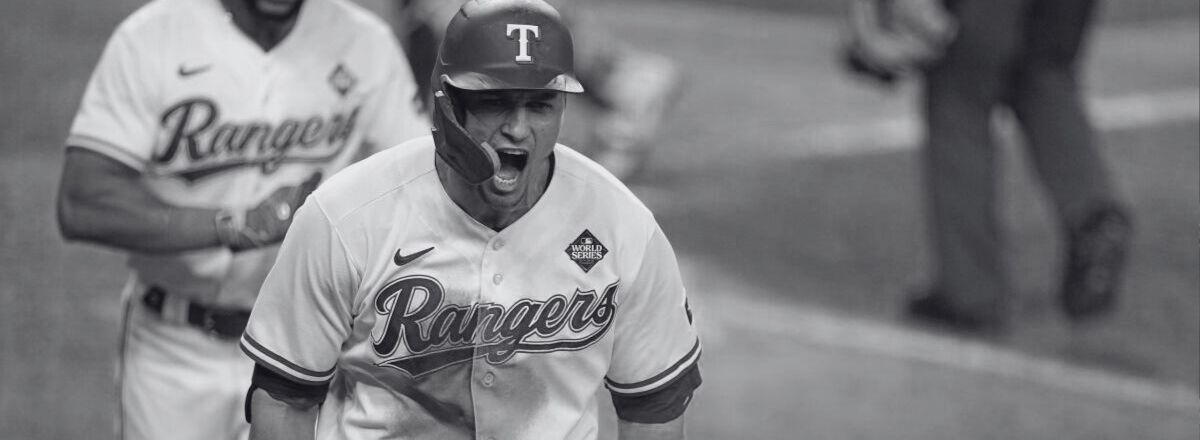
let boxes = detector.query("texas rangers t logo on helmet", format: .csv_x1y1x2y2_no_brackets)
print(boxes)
506,24,540,64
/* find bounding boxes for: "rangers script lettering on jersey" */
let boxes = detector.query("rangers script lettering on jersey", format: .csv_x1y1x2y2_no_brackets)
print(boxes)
242,137,701,439
371,276,619,378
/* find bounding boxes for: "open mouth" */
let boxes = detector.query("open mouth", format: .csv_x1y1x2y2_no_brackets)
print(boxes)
257,0,297,13
492,150,528,189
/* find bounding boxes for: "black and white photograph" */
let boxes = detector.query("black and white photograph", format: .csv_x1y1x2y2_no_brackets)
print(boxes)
1,0,1197,438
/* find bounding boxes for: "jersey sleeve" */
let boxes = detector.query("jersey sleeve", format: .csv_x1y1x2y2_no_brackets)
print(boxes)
359,36,429,155
240,197,358,385
605,226,702,397
66,25,159,171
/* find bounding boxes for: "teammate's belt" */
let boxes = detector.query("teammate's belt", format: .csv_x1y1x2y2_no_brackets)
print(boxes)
142,286,251,340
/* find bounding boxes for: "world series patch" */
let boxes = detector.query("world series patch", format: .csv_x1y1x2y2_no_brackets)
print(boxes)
565,230,607,273
328,63,357,97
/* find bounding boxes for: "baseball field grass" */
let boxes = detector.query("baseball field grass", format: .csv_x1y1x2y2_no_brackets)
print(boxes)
2,0,1197,439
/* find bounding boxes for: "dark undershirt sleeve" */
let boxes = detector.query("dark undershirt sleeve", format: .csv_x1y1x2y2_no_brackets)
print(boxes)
610,363,702,424
245,363,330,423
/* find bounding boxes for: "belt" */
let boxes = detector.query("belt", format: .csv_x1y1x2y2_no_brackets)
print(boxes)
141,286,250,340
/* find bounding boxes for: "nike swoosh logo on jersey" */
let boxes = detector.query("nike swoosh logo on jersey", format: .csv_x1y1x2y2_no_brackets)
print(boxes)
394,247,434,266
178,64,211,77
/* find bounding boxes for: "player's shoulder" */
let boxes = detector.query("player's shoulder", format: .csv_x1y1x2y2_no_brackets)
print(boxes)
554,145,655,222
310,136,436,222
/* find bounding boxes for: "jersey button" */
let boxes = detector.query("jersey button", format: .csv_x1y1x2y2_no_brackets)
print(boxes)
481,372,494,387
492,273,503,285
492,239,505,250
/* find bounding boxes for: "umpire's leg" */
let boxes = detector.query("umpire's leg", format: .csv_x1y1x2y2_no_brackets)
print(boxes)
920,0,1028,322
1009,0,1118,225
1010,0,1131,319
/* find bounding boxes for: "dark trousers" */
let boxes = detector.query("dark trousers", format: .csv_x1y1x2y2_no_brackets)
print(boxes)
922,0,1118,316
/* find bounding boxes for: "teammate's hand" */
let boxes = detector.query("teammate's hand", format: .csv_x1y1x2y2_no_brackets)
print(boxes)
216,172,322,252
843,0,957,84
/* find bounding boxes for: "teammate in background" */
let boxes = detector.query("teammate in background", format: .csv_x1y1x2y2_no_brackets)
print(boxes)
240,1,702,438
844,0,1132,334
55,0,426,438
390,0,683,182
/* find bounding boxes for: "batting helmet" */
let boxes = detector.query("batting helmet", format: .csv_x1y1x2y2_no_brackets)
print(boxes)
431,0,584,184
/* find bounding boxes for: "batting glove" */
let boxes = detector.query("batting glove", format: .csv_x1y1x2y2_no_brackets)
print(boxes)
216,171,322,252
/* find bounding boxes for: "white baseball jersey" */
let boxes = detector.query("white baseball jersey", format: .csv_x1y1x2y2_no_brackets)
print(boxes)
241,137,701,439
66,0,426,309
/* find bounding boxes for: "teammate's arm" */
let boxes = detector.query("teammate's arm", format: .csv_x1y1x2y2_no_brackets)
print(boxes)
55,20,222,253
618,416,686,440
57,147,224,252
57,148,320,253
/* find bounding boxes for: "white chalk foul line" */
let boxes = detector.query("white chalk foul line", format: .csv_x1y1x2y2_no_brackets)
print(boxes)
678,257,1200,415
783,88,1200,158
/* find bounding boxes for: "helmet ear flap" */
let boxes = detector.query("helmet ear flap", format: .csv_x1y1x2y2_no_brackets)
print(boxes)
431,82,499,185
443,86,468,124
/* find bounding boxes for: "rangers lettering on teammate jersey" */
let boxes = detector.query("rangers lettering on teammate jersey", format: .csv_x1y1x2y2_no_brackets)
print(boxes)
370,275,618,378
156,98,360,181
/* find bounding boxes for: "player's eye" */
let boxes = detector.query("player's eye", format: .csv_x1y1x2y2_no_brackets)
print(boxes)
527,101,554,112
481,98,508,108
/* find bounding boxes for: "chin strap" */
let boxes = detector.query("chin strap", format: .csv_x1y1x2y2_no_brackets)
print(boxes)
431,89,499,185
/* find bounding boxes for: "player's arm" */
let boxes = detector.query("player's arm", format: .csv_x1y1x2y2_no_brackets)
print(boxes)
57,147,222,252
57,147,319,253
247,365,325,440
608,226,702,439
612,363,699,440
249,389,318,440
240,194,357,437
618,416,686,440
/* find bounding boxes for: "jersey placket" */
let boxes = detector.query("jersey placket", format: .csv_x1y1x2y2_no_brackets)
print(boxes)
232,53,279,227
211,19,286,306
219,11,281,208
471,233,510,440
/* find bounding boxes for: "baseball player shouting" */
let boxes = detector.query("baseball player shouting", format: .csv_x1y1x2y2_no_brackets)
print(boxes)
55,0,425,438
239,0,703,438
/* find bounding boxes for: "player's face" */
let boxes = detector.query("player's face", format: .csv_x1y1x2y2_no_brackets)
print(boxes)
458,89,564,208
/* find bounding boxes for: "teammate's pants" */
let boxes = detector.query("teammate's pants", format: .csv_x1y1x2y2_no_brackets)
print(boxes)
117,277,252,440
922,0,1119,316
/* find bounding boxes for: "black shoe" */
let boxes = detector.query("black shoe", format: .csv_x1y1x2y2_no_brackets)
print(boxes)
905,291,1004,336
1061,205,1132,322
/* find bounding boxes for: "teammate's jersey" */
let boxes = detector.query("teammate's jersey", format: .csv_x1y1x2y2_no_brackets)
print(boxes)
66,0,427,309
241,137,701,439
